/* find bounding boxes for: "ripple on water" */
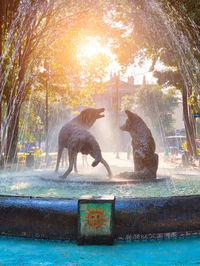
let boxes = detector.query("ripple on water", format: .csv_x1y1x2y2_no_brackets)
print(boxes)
0,168,200,198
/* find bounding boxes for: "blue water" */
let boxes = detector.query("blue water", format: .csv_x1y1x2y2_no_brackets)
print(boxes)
1,153,200,198
0,236,200,265
0,166,200,199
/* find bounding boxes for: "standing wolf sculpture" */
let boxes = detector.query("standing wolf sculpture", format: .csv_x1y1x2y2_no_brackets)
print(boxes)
120,110,158,179
55,108,112,178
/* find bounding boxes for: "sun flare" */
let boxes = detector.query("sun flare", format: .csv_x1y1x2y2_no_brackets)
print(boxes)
79,38,103,57
77,37,112,59
77,36,121,75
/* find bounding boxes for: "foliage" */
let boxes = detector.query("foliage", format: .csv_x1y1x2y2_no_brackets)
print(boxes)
0,0,125,159
188,80,200,113
121,84,178,135
18,92,72,146
182,141,200,155
19,101,44,143
112,0,200,157
1,0,200,159
121,95,135,112
33,148,43,157
17,148,43,162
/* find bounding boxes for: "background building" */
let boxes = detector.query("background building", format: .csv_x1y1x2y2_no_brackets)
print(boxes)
92,73,140,153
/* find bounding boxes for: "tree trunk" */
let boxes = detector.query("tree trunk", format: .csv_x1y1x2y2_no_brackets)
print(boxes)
0,8,2,157
6,114,19,163
182,86,198,159
0,103,1,155
6,44,26,163
6,103,20,163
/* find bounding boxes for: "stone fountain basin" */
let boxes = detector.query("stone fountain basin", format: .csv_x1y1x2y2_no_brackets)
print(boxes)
40,174,170,185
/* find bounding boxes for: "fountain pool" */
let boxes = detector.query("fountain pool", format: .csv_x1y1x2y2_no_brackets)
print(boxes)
0,236,200,265
0,153,200,199
1,152,200,243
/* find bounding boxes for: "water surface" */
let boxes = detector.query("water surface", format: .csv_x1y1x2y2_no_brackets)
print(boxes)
1,152,200,198
0,236,200,265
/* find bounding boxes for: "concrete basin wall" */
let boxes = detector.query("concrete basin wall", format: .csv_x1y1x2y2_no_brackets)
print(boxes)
0,195,200,240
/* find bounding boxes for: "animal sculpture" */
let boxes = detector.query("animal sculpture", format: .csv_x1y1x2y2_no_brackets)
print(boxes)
55,108,112,178
120,110,158,178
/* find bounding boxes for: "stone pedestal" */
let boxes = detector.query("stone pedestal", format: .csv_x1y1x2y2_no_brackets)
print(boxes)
78,195,115,245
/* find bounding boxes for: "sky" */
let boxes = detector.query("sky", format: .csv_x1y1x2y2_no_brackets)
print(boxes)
124,60,157,85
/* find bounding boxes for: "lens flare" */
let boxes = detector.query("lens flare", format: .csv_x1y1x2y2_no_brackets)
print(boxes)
79,38,104,57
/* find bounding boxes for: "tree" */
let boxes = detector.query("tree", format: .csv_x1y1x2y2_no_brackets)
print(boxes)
0,0,123,162
121,84,178,148
1,0,59,161
108,0,200,158
3,0,199,162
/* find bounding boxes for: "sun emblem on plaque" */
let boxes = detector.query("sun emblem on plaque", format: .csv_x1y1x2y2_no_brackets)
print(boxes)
81,204,111,234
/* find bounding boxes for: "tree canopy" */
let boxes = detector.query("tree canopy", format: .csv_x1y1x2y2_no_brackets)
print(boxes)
1,0,200,160
121,84,178,147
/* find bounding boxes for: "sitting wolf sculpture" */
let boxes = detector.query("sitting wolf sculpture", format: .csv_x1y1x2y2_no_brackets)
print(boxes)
120,110,158,179
55,108,112,178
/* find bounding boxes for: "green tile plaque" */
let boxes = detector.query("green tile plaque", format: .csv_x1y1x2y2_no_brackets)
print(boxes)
78,195,115,245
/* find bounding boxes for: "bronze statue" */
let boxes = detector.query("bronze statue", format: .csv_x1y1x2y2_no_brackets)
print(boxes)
120,110,158,179
55,108,112,178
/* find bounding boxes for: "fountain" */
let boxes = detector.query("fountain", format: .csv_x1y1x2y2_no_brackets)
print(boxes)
0,0,200,257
